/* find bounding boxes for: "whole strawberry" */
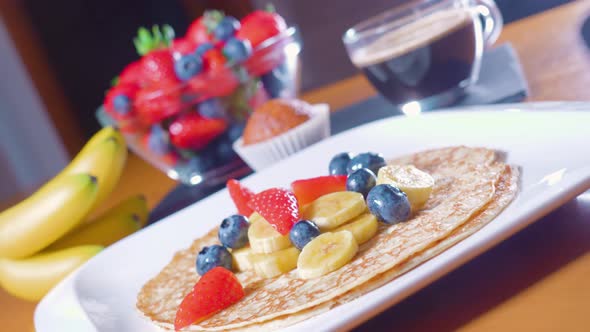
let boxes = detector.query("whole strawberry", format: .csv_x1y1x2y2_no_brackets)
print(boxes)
135,83,184,124
186,17,212,45
140,49,179,85
168,112,227,150
118,61,144,85
236,10,287,48
170,38,196,57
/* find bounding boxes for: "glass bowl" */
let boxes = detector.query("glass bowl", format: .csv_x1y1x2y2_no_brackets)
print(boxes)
97,27,302,186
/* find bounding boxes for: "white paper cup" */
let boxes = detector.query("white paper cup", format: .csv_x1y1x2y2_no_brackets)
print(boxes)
233,103,330,171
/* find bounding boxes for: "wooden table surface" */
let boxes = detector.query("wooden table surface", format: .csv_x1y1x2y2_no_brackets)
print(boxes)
3,1,590,330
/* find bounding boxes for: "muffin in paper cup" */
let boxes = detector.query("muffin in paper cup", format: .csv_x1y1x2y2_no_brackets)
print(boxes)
233,103,330,171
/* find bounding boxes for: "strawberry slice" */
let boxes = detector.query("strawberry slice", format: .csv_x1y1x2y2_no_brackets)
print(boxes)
227,179,254,216
291,175,348,206
174,267,244,331
168,113,227,150
248,188,299,235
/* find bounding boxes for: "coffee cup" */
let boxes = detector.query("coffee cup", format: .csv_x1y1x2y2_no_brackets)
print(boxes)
343,0,503,113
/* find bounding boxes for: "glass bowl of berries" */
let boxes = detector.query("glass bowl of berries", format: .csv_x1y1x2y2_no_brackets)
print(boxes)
97,9,301,186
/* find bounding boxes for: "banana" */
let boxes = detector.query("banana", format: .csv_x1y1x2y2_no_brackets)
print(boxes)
377,165,434,210
45,197,147,252
334,213,378,245
40,127,127,210
232,246,255,272
251,247,300,278
300,191,366,231
297,231,358,279
0,245,103,301
248,213,292,254
0,174,98,259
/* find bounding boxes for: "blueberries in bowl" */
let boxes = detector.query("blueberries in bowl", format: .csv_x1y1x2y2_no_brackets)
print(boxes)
214,16,240,41
174,53,202,81
195,42,214,57
261,63,289,98
346,168,377,198
347,152,386,174
219,214,250,249
196,244,233,275
366,184,411,225
198,98,226,119
329,152,354,175
289,220,320,250
223,37,252,63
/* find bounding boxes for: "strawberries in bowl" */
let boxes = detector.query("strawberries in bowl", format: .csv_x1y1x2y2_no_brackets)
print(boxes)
97,9,301,185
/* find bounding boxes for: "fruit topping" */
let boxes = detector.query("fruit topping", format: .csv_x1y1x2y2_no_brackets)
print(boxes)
226,179,255,216
174,53,203,81
347,152,386,175
247,188,299,235
291,175,347,207
251,246,299,278
376,165,434,211
297,231,358,279
346,168,377,198
196,244,232,275
334,213,378,245
174,267,244,330
231,246,254,271
329,152,354,176
300,191,366,231
366,184,411,225
289,220,320,250
219,214,250,249
248,212,291,253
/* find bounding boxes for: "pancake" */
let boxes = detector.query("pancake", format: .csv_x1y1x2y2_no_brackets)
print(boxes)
137,147,517,331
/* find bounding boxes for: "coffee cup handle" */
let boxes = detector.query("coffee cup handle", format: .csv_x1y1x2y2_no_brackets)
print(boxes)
474,0,504,46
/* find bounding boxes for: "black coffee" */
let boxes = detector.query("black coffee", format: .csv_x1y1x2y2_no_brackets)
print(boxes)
351,9,478,105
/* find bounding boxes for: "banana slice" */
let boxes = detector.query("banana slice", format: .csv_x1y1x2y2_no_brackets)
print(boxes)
251,247,300,278
334,213,378,245
377,165,434,210
248,213,291,254
297,231,358,279
300,192,366,231
232,246,255,272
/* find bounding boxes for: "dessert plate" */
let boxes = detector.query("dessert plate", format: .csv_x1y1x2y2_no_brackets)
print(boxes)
35,102,590,332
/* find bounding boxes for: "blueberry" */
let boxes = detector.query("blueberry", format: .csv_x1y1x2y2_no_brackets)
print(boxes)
147,125,171,155
347,152,386,174
196,244,232,275
346,168,377,198
261,63,289,98
214,16,240,41
222,37,252,63
289,220,321,250
329,152,354,175
195,42,214,57
174,53,202,81
198,98,226,119
113,94,131,115
219,214,250,249
366,184,411,225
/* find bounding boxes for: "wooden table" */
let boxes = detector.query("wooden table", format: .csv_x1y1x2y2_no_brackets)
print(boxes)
2,1,590,330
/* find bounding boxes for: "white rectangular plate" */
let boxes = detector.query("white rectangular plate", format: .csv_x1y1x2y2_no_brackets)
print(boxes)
35,103,590,332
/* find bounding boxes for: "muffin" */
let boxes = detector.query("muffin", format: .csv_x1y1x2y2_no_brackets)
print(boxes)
234,98,330,171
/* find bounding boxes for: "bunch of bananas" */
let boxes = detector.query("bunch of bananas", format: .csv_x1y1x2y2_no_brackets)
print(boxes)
0,127,149,301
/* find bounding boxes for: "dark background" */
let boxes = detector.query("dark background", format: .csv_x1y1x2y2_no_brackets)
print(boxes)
21,0,572,137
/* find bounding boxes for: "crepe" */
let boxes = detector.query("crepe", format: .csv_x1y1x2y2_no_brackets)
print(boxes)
137,146,518,331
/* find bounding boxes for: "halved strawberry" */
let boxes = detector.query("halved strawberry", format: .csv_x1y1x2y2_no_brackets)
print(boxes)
247,188,299,235
168,113,227,150
135,83,185,125
226,179,254,216
174,267,244,331
291,175,348,206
